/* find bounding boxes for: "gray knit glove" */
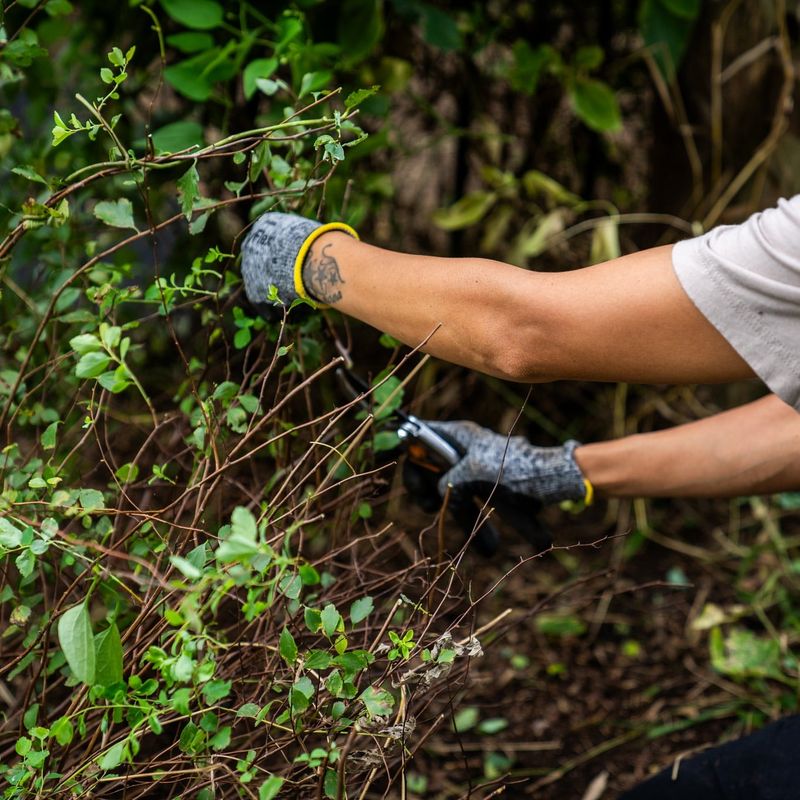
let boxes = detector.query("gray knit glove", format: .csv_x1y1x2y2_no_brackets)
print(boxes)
240,212,358,311
426,420,590,506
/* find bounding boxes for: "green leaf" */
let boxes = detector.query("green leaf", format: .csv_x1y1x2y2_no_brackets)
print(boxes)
569,77,621,133
372,375,404,420
161,0,223,29
98,740,125,771
40,421,59,450
150,120,204,153
709,626,783,680
94,198,137,230
0,518,23,548
231,506,257,540
299,70,332,98
373,430,400,453
259,776,284,800
116,462,140,483
164,53,219,101
639,0,697,81
69,333,101,354
51,716,74,746
279,628,297,665
477,717,508,735
338,0,384,62
452,706,478,732
345,85,380,110
166,32,214,53
574,45,604,70
420,5,462,51
350,596,374,625
535,613,586,637
321,603,341,637
94,624,123,687
75,351,111,378
79,488,105,510
432,191,496,231
177,163,199,220
243,58,278,100
359,685,394,718
278,574,302,600
169,555,202,579
57,604,95,685
12,165,49,185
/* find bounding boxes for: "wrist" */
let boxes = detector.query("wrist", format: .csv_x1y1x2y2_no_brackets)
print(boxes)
300,229,359,306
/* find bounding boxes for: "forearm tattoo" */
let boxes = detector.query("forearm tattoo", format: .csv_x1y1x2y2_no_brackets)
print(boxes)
302,243,346,304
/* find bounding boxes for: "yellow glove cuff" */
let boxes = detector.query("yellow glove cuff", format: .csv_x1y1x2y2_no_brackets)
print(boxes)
293,221,360,308
583,478,595,506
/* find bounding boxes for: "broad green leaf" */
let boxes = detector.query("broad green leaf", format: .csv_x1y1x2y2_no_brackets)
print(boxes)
372,375,404,420
639,0,697,81
166,32,214,53
372,430,400,452
98,740,125,771
420,5,461,51
150,120,204,153
51,716,74,746
161,0,223,29
279,628,297,665
478,717,508,735
321,603,341,637
164,52,221,101
12,165,48,185
345,85,380,110
115,462,139,483
569,77,621,132
535,613,586,637
452,706,478,732
94,198,137,230
79,488,105,510
432,191,496,231
259,776,284,800
0,518,23,548
177,163,199,220
575,45,604,70
359,685,394,718
299,70,332,98
75,351,111,378
338,0,384,62
243,58,278,100
69,333,101,354
350,596,374,625
231,506,257,540
169,555,202,579
94,624,123,687
709,626,783,680
278,573,302,600
57,604,95,685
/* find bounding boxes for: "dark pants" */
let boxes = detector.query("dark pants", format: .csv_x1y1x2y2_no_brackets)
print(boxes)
619,715,800,800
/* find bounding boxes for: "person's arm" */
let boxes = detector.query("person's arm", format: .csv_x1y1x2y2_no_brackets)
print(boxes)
302,233,753,386
422,394,800,507
575,393,800,498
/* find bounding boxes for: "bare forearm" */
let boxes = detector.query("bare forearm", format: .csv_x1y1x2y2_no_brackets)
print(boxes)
574,395,800,498
305,233,753,385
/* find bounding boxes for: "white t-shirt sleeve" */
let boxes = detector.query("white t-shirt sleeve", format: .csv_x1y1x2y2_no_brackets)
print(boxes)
672,195,800,410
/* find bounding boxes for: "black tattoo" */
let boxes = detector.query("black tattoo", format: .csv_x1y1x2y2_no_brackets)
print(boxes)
302,243,346,304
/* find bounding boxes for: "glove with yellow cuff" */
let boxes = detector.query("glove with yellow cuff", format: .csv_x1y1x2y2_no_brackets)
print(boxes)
240,212,358,314
424,420,594,507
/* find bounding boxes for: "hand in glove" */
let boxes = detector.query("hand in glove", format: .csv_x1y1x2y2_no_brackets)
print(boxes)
240,212,358,314
425,420,591,506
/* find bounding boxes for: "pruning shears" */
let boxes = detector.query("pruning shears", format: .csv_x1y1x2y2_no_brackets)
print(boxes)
335,364,552,557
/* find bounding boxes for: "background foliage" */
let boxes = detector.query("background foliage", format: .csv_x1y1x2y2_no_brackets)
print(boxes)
0,0,799,798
